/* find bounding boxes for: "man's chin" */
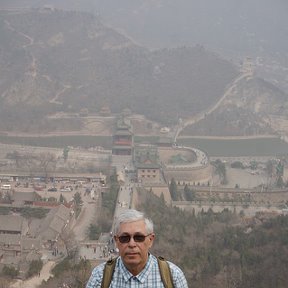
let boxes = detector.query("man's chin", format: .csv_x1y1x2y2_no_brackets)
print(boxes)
125,253,139,259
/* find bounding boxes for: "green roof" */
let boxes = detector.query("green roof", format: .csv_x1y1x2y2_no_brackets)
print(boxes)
134,149,160,169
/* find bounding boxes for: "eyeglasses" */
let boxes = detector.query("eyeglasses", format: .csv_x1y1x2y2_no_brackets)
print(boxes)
116,233,152,243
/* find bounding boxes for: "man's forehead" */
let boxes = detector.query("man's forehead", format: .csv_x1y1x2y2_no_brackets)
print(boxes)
119,219,146,232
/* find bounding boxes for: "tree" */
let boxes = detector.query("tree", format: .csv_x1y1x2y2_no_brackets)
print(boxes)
19,153,39,175
38,152,57,180
184,184,195,201
63,146,69,162
159,193,165,204
74,259,91,288
250,160,258,170
5,150,21,167
169,178,179,200
88,224,101,240
2,265,19,278
265,159,275,188
73,191,83,218
276,176,284,188
212,159,227,185
60,230,78,259
21,207,49,219
59,194,67,204
10,152,57,178
102,170,119,218
276,161,284,177
73,192,83,206
266,160,274,178
26,259,43,278
231,161,244,169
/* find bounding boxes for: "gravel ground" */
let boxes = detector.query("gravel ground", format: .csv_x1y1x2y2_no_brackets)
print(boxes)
223,167,265,189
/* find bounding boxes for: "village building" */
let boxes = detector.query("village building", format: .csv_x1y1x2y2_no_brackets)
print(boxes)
134,146,162,183
0,191,72,278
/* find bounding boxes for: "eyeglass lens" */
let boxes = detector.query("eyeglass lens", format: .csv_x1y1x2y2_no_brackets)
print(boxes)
118,234,150,243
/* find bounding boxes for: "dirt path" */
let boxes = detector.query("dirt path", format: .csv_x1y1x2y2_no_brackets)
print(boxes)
11,261,55,288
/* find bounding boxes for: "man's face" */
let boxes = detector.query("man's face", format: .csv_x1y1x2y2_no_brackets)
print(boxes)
114,220,155,275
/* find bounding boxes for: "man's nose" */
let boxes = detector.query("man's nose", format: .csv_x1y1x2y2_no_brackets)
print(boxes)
128,236,137,245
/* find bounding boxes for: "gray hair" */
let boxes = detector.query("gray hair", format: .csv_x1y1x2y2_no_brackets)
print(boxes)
113,209,154,236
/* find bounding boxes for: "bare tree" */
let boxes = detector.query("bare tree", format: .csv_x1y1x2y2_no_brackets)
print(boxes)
11,152,57,178
38,152,57,180
5,150,21,167
20,153,39,176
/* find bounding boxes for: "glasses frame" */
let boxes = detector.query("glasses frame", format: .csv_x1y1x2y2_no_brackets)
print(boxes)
116,233,152,244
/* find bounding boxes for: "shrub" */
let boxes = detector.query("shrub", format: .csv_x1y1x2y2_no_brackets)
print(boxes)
26,259,43,278
2,265,19,278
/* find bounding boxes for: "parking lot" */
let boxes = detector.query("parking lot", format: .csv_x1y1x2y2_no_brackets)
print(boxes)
0,173,105,204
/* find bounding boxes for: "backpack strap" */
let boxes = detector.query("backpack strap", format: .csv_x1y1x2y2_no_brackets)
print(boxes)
101,257,117,288
157,256,174,288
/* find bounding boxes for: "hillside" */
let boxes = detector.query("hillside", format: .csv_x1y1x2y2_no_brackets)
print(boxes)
22,189,288,288
181,76,288,137
0,8,238,132
1,9,288,138
139,190,288,288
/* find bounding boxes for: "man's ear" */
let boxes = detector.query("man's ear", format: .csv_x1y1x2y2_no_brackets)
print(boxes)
114,236,120,248
148,233,155,246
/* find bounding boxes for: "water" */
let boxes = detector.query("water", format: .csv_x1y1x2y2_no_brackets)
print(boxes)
0,135,287,157
178,137,288,157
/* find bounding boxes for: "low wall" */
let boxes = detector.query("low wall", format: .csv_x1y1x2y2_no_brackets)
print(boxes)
158,146,212,185
174,201,284,217
164,164,213,185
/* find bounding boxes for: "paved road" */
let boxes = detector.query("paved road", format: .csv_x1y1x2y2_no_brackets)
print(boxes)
72,189,101,242
112,155,135,227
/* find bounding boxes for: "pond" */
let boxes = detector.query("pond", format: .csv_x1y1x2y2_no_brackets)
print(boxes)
177,137,288,157
0,135,287,157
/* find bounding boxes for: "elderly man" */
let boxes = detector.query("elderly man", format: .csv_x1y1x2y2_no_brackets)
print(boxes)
86,209,188,287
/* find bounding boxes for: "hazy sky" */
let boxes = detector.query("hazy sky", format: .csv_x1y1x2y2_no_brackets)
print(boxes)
1,1,287,63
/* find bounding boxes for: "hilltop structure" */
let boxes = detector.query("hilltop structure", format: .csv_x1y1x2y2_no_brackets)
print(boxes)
134,145,162,183
133,144,212,186
112,117,133,156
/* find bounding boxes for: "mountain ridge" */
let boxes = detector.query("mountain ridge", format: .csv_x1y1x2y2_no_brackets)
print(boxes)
0,9,287,138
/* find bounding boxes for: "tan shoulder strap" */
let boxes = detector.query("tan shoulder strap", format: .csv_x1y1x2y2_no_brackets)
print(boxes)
157,256,174,288
101,258,117,288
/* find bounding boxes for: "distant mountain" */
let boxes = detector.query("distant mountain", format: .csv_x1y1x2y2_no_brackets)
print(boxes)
2,0,288,92
0,9,239,133
182,76,288,137
88,0,288,92
6,1,287,57
0,8,287,137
